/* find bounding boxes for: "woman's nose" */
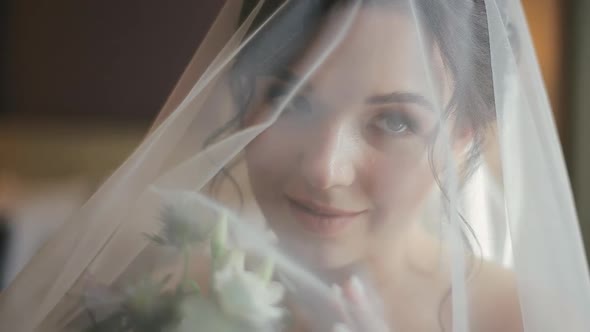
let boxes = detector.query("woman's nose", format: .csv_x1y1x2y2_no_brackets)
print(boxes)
298,121,357,190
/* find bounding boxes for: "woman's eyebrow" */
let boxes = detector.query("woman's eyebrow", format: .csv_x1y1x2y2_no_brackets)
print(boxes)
272,71,435,112
366,92,435,111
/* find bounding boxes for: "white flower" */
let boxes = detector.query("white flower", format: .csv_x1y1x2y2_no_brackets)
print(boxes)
170,296,245,332
333,323,354,332
213,250,285,328
150,188,219,248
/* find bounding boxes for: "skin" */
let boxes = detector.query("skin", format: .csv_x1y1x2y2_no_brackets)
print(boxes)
243,5,523,332
246,5,449,271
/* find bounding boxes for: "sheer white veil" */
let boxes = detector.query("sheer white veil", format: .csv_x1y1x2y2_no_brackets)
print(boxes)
1,1,589,331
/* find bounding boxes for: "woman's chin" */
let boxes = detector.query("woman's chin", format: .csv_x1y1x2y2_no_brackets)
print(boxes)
315,247,362,270
267,211,369,275
304,251,367,285
280,234,364,273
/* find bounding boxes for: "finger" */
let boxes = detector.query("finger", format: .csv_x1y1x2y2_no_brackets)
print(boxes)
347,275,371,309
342,275,390,332
332,322,353,332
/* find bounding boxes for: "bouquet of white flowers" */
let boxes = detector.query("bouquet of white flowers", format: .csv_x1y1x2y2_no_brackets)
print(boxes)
80,190,286,332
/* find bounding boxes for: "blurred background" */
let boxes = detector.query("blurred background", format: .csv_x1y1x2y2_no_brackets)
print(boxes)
0,0,588,286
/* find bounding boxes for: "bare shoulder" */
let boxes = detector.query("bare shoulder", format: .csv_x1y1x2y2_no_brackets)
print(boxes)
468,260,524,332
398,228,524,331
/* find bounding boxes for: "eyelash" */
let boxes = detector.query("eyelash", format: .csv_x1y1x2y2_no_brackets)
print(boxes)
373,111,418,136
265,84,310,113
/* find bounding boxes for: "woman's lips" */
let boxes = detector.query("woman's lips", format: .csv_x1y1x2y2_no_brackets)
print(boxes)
285,196,366,236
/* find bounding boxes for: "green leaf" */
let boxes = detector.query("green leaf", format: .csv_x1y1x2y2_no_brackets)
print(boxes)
188,280,201,295
211,212,228,262
145,233,167,246
255,257,275,285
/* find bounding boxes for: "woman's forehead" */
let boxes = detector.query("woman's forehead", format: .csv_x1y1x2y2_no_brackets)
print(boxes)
290,6,453,108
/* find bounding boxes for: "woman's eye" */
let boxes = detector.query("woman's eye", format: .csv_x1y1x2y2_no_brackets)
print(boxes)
373,112,413,135
265,84,310,114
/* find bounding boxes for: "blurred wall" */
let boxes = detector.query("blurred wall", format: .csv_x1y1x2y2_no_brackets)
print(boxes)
522,0,566,135
567,0,590,253
4,0,223,119
1,0,223,181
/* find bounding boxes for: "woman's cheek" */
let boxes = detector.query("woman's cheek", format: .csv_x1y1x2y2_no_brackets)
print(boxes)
368,158,435,222
249,125,298,167
246,125,301,201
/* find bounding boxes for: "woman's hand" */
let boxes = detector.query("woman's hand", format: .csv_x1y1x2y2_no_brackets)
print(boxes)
332,276,390,332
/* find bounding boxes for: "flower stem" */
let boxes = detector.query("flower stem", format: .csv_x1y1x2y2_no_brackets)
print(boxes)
257,257,275,285
211,212,228,264
181,245,190,291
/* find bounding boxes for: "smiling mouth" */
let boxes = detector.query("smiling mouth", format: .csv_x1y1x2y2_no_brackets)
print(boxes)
285,197,365,236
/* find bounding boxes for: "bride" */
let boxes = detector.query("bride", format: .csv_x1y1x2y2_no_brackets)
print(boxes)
234,1,518,330
1,0,589,331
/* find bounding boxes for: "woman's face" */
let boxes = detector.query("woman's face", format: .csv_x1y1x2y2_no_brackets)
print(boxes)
245,6,454,270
